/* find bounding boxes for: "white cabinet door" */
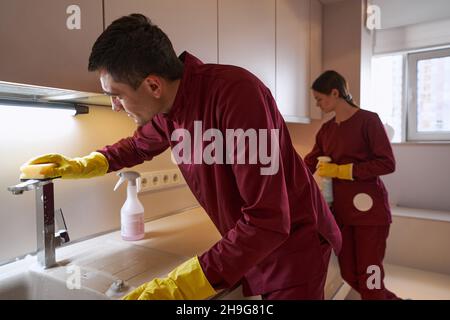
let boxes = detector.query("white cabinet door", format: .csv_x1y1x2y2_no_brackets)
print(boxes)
309,0,323,120
276,0,311,123
0,0,103,93
218,0,276,95
104,0,217,64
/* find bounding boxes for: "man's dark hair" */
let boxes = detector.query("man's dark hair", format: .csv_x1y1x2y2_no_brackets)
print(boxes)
88,14,183,89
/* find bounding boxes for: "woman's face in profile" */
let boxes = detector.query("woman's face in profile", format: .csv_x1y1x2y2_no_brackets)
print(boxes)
312,90,338,113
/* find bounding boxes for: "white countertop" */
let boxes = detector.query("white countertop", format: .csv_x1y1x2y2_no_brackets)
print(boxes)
0,206,225,299
107,206,222,257
0,206,342,299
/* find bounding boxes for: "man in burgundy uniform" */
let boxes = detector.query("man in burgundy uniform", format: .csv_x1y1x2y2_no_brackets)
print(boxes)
20,14,341,300
305,102,399,299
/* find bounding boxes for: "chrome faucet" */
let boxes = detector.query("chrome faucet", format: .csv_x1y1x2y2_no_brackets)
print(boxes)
8,179,70,268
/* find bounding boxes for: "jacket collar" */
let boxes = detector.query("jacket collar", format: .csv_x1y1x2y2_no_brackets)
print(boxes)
164,51,204,121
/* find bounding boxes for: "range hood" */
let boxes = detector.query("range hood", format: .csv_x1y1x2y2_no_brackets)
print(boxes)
0,81,111,107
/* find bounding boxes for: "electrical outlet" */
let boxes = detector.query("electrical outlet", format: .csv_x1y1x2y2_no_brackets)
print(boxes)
137,169,186,193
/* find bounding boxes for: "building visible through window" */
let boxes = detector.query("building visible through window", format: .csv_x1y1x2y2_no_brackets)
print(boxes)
417,56,450,132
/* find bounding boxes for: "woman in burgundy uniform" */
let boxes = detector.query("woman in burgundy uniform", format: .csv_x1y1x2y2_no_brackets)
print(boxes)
305,70,400,300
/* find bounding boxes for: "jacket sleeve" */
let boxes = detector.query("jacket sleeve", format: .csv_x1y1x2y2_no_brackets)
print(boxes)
353,113,396,180
97,117,170,172
198,80,291,290
304,128,324,175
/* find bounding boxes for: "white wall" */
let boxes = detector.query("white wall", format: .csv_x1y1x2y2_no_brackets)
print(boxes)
322,0,364,105
0,105,198,264
383,144,450,211
386,215,450,275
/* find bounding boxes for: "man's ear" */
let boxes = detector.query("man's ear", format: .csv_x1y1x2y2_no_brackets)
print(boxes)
143,75,162,98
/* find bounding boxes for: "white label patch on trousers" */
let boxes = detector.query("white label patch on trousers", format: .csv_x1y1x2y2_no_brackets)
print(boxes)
353,193,373,212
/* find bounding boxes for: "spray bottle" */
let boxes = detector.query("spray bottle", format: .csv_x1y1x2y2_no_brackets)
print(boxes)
317,156,333,205
114,171,145,241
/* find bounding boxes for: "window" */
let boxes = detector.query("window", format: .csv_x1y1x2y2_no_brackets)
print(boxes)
408,48,450,141
370,47,450,142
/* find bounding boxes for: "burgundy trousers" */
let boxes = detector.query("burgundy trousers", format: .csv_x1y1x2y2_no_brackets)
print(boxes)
261,236,332,300
338,224,400,300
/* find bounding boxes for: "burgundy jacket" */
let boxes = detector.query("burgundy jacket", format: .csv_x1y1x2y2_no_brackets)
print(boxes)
98,52,341,296
304,110,396,226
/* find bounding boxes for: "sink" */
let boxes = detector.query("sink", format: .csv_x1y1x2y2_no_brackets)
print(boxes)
0,237,188,300
0,254,128,300
0,268,110,300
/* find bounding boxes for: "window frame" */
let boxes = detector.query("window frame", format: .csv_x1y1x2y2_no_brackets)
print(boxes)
407,48,450,141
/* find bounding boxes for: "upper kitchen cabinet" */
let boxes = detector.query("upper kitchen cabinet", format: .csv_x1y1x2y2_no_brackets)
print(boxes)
276,0,322,123
0,0,103,93
276,0,310,123
104,0,217,64
218,0,322,123
218,0,276,94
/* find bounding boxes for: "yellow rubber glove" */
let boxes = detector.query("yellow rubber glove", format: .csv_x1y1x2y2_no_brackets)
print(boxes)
122,256,216,300
317,162,353,180
20,152,109,180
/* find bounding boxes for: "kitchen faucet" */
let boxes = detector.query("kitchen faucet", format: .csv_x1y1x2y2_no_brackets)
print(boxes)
7,179,70,268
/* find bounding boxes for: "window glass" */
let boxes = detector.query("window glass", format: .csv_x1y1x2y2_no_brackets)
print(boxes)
370,55,403,142
417,56,450,132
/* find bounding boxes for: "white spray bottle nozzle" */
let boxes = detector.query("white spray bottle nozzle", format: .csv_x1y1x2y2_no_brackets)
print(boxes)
114,171,141,191
113,176,125,191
